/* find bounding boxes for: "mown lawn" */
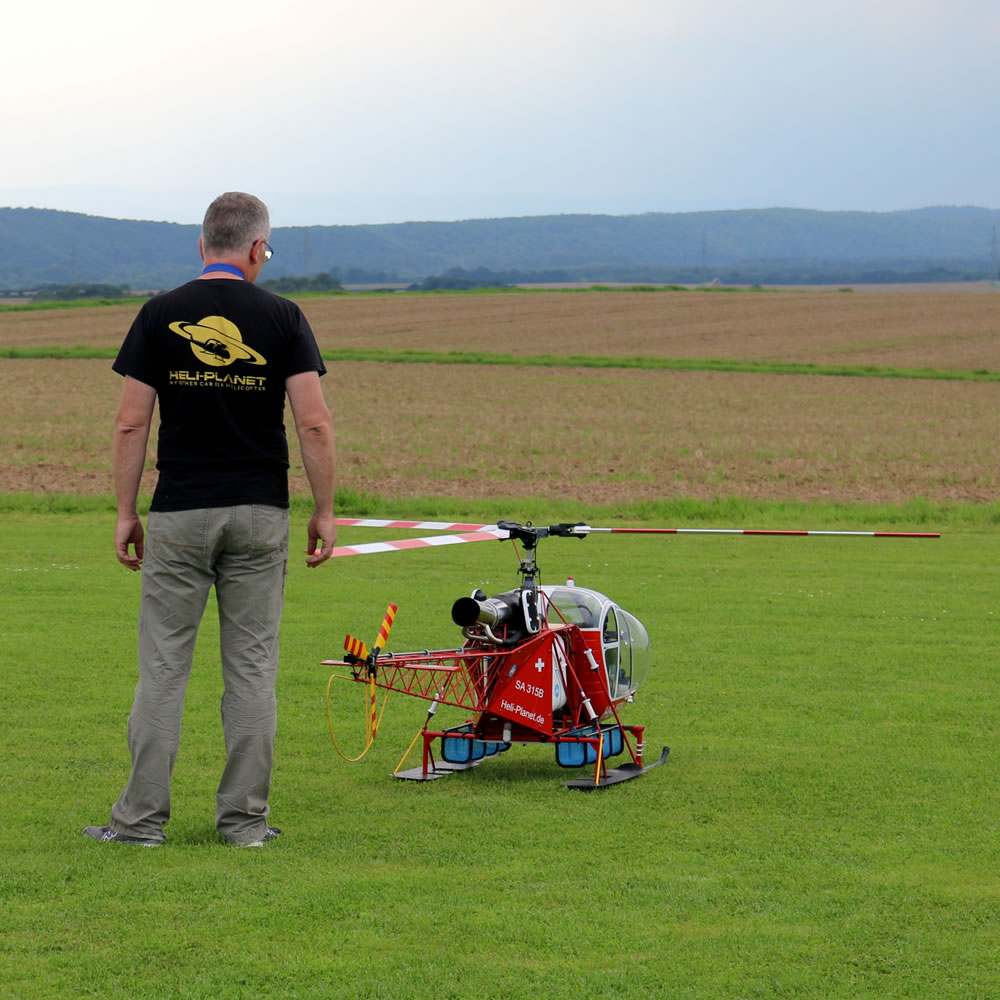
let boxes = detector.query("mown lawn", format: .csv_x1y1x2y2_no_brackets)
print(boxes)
2,510,997,998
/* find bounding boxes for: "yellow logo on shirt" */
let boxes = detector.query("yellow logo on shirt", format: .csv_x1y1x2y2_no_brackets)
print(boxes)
168,316,267,368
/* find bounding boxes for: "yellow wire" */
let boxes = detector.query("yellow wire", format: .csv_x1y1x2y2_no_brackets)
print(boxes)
326,672,390,762
393,724,428,775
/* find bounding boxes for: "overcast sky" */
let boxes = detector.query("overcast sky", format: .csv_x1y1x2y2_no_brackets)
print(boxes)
3,0,997,226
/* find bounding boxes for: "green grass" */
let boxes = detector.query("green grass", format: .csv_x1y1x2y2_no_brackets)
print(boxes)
0,345,123,359
400,284,762,296
2,507,998,997
0,297,147,312
2,344,999,382
3,489,1000,530
0,285,754,313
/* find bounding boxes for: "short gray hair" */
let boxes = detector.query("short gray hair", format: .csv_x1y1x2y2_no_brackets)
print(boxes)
201,192,270,255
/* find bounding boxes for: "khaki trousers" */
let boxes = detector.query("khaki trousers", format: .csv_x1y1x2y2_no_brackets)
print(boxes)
110,505,289,844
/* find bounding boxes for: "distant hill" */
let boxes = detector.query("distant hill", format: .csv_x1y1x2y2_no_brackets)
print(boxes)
2,205,999,290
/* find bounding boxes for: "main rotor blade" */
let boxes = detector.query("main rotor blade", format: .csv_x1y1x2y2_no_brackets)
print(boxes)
335,518,495,531
332,529,506,557
328,519,939,555
569,526,940,538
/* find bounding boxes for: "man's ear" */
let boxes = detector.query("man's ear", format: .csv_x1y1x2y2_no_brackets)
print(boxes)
198,236,205,262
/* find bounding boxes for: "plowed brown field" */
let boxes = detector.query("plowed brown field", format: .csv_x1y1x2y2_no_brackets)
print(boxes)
2,289,999,504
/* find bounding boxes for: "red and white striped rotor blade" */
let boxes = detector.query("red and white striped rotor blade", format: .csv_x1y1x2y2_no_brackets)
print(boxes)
570,526,940,538
335,518,496,532
331,529,506,558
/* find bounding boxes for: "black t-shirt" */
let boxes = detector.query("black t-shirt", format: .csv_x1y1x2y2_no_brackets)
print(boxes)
113,278,326,511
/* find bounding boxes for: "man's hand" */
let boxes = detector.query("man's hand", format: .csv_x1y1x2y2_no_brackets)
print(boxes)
116,513,145,571
112,377,154,572
287,371,335,568
305,511,337,567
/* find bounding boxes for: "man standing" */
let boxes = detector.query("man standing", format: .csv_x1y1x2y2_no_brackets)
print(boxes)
84,192,335,847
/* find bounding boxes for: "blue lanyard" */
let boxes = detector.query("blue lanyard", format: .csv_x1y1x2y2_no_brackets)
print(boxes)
201,263,246,279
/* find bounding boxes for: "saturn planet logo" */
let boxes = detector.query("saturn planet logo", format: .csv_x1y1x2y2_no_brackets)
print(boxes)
168,316,267,368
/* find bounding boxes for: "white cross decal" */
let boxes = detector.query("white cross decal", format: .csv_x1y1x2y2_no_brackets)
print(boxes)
534,658,545,673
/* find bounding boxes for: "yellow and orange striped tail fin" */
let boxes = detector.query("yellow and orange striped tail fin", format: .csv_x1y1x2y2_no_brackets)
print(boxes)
373,603,398,653
344,634,369,661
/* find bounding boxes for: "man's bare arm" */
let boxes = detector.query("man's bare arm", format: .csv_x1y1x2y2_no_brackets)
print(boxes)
112,376,156,570
287,371,336,566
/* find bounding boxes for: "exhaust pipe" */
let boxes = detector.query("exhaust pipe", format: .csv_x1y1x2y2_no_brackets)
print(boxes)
451,596,515,628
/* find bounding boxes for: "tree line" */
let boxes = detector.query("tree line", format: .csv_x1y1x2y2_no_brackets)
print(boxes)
4,205,1000,290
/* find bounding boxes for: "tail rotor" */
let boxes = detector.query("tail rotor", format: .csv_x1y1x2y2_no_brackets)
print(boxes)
328,603,398,759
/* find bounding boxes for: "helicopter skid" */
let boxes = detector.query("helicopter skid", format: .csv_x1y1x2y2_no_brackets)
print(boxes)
392,759,486,781
392,745,671,785
563,746,671,790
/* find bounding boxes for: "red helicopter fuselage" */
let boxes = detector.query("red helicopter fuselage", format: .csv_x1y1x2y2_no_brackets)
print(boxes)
325,583,663,786
454,583,651,741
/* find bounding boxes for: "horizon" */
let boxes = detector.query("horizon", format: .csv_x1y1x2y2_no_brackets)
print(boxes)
2,199,998,230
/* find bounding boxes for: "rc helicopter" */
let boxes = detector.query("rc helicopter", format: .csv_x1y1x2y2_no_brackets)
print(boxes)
322,518,938,789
